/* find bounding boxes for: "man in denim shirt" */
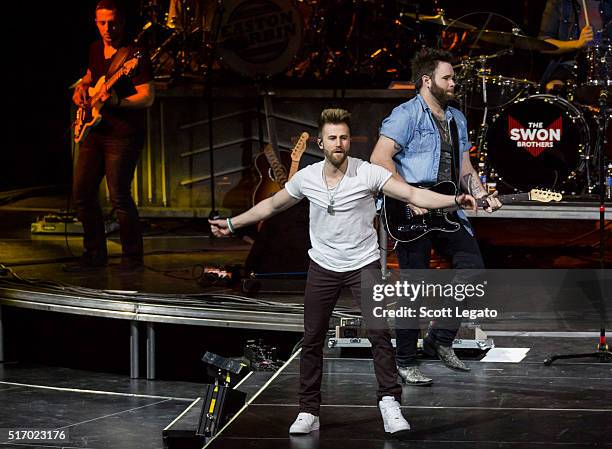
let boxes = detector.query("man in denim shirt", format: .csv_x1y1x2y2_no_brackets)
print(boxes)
371,48,501,386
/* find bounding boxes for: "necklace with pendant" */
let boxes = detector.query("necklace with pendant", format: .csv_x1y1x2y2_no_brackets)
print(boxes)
322,163,346,215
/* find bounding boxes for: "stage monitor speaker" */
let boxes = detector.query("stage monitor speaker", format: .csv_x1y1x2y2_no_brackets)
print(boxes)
196,385,246,437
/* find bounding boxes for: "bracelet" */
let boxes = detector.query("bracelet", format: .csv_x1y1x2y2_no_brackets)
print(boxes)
226,217,236,234
454,194,461,208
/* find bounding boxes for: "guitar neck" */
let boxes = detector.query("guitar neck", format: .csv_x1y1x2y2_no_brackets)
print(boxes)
444,192,530,212
288,160,300,180
90,65,128,104
262,144,288,186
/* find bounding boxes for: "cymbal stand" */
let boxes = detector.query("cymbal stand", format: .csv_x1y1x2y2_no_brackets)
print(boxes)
150,0,203,81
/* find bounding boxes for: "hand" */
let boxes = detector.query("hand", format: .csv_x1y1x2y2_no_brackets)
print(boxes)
72,84,89,107
209,218,232,237
545,79,565,94
456,193,477,212
482,191,502,213
100,90,121,107
578,25,594,48
408,204,428,216
110,91,120,107
100,87,120,107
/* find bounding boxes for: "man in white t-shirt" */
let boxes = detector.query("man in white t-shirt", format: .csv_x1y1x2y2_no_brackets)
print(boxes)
209,109,476,435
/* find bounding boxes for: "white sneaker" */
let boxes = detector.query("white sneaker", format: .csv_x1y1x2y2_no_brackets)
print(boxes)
289,412,320,434
379,396,411,434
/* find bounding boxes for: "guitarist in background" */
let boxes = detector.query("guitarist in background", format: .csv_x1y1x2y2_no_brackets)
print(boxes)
370,48,501,385
65,0,154,272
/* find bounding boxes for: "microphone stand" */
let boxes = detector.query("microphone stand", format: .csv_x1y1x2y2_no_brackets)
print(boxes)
205,2,225,219
544,88,611,365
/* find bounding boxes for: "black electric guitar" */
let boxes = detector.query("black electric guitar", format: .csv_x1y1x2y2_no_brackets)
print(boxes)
383,181,562,243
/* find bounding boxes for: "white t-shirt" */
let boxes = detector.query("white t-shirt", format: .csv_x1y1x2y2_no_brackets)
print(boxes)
284,157,392,272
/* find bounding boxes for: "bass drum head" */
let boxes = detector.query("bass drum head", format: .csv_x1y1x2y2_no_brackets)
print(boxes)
216,0,304,78
487,95,589,192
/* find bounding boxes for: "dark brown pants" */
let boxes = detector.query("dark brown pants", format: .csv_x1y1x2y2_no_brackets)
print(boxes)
74,133,143,261
299,260,402,415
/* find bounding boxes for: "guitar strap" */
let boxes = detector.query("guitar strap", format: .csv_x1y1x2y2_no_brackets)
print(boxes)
106,46,132,79
448,116,460,186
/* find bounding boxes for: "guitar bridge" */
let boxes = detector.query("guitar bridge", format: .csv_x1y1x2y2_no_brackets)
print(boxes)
403,205,413,220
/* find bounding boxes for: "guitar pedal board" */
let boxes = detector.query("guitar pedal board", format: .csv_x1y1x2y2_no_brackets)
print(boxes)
31,212,119,235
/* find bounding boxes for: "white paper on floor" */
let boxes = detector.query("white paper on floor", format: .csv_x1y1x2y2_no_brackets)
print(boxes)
481,347,530,363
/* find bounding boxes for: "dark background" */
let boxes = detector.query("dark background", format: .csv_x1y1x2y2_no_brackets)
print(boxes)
3,0,549,192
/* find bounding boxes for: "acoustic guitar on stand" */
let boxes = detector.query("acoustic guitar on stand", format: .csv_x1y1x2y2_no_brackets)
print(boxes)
252,132,309,205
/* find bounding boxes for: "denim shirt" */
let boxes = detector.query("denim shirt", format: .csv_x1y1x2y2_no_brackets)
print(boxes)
379,94,474,233
539,0,612,41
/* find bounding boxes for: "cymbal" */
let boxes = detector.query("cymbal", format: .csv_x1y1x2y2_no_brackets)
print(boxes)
468,29,558,51
401,13,476,30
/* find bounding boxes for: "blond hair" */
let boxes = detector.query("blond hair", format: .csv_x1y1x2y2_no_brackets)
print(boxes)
318,108,351,137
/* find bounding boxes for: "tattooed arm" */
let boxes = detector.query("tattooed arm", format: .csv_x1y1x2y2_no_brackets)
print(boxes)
460,151,501,213
460,152,487,198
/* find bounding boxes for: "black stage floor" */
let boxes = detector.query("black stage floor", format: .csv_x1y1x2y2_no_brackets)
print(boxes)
205,336,612,449
1,336,610,449
0,363,203,449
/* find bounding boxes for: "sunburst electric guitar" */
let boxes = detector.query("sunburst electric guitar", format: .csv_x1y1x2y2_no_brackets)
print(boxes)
73,54,141,144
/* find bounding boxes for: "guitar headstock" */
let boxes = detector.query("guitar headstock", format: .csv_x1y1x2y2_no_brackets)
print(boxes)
528,189,562,202
122,53,141,76
291,132,309,162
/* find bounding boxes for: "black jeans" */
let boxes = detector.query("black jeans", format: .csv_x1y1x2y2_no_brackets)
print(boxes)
395,224,484,367
73,133,143,261
299,260,402,415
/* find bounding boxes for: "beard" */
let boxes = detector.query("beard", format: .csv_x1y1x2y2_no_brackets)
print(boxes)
430,80,455,107
324,149,348,168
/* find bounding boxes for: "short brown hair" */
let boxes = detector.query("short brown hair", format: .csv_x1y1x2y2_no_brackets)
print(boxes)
411,48,454,90
318,108,351,137
96,0,125,17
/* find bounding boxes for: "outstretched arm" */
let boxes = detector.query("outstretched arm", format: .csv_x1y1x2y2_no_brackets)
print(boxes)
209,189,300,236
382,177,477,211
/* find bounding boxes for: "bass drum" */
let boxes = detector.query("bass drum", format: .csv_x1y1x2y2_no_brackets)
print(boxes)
487,95,589,191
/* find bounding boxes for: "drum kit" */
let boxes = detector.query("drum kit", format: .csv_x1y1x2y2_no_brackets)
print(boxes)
422,11,611,195
138,0,611,195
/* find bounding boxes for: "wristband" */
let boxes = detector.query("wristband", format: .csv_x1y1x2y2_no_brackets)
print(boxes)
226,217,236,234
454,194,461,209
